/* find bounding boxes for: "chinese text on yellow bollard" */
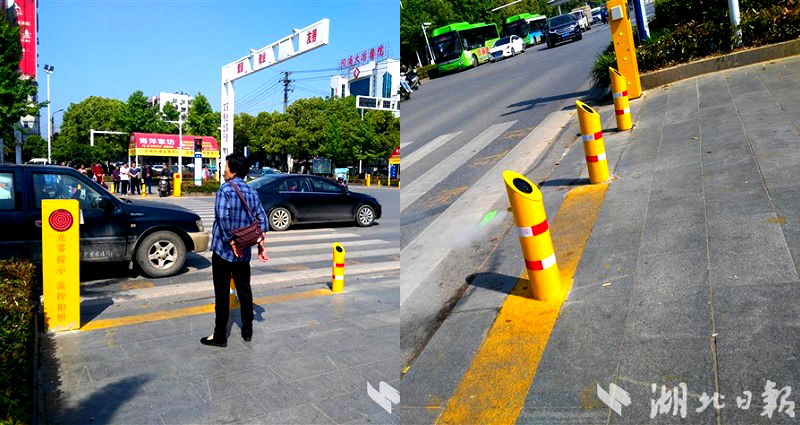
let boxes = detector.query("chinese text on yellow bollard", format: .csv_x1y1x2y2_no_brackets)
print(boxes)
502,171,562,301
607,0,642,99
609,67,633,131
42,199,81,332
331,242,345,293
173,172,181,197
576,101,611,184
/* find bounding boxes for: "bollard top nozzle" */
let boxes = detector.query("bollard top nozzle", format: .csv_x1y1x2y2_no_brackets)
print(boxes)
332,242,345,254
503,170,542,201
609,67,622,77
575,100,599,118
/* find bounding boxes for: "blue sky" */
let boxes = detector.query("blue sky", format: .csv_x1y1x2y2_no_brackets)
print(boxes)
37,0,399,132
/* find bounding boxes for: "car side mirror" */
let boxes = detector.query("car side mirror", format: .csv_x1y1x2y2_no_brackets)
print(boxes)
99,197,115,213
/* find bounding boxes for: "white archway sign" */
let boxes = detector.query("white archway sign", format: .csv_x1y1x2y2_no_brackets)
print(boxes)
220,18,330,180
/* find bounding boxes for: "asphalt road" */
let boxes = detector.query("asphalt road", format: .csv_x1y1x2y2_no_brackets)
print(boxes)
78,186,399,303
400,24,611,360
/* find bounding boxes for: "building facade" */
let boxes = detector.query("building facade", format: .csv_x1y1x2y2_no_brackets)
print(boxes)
330,58,400,103
149,92,194,121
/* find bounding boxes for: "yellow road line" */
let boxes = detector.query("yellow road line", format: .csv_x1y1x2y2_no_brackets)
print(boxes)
436,183,608,425
80,288,333,332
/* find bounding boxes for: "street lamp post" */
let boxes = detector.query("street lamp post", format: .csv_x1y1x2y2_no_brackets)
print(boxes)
43,64,54,164
421,22,435,65
166,119,184,174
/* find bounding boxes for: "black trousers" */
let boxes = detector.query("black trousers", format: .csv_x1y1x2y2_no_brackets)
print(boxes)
120,180,129,194
212,252,253,339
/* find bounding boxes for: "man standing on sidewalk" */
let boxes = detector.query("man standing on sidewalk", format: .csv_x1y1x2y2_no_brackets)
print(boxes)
119,163,130,195
201,153,269,347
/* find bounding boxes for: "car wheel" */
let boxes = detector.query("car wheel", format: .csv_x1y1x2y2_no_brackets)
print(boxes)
269,207,292,231
511,48,516,56
577,33,583,41
136,230,186,278
355,204,375,227
471,54,478,67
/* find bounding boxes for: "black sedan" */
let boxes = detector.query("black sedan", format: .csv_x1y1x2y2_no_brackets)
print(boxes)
248,174,382,231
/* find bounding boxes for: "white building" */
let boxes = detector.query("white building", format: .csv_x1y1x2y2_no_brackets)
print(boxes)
149,92,193,121
330,58,400,110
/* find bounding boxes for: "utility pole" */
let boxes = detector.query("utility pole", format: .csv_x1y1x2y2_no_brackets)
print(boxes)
282,71,293,112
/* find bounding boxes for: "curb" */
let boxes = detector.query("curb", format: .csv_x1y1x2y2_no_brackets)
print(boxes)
641,38,800,89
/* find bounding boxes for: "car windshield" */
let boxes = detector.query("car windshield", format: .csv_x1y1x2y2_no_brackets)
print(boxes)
548,15,573,27
493,37,511,47
431,33,463,62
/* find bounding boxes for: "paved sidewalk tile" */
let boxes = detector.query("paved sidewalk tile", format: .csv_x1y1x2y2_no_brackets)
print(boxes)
41,275,399,424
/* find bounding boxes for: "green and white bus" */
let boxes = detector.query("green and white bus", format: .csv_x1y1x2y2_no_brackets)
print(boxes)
504,13,547,46
430,22,500,73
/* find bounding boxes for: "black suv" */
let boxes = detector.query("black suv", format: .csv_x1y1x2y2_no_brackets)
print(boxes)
546,14,582,48
0,164,209,277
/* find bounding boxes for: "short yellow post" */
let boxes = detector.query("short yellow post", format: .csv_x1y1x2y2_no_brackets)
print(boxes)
141,183,147,198
377,178,382,187
229,276,239,308
607,0,642,99
110,181,115,194
173,172,182,197
366,174,371,186
331,242,345,293
42,199,81,331
503,171,561,301
576,101,610,184
609,67,632,131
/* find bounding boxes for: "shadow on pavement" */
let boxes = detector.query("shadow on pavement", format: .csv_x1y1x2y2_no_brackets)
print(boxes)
465,272,521,296
540,177,591,187
503,89,592,116
39,334,152,423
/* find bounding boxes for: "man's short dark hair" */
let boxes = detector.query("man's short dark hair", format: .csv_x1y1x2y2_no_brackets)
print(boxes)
226,153,250,178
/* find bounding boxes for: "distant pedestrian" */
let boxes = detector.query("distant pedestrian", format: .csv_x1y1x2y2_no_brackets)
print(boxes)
143,164,153,194
119,163,130,195
112,166,121,193
201,153,269,347
130,163,141,195
92,162,105,186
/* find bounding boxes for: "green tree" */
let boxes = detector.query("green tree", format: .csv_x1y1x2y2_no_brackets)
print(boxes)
123,90,163,133
21,134,46,161
186,93,217,136
0,19,43,152
56,96,127,163
160,102,180,133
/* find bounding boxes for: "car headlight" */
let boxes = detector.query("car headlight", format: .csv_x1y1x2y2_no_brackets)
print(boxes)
196,219,204,232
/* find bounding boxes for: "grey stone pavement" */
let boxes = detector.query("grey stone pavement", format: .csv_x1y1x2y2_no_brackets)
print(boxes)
400,55,800,424
40,272,399,424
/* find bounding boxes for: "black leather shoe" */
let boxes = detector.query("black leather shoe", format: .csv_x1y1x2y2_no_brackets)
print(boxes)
242,329,252,342
200,335,227,347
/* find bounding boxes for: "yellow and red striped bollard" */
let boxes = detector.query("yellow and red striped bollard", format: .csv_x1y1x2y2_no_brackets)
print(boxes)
503,171,562,302
576,101,610,184
609,67,632,131
331,242,345,293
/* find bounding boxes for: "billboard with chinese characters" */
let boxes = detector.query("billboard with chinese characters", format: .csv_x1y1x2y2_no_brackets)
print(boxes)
340,44,387,71
128,132,220,158
10,0,36,78
356,95,399,112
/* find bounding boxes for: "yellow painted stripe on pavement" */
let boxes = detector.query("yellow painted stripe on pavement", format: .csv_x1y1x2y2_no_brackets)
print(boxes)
80,288,333,332
436,183,608,425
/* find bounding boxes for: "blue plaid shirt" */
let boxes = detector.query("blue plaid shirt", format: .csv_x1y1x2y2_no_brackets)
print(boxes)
212,177,269,262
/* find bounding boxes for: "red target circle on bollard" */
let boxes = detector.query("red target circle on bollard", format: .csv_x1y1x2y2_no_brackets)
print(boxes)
48,209,74,232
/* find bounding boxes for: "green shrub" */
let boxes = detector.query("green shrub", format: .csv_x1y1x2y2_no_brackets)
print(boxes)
181,179,220,194
416,64,438,80
741,0,800,47
0,260,37,424
591,46,618,95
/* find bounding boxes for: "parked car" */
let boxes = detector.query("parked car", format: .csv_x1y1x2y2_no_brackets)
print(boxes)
546,14,582,48
247,167,282,180
0,164,209,277
489,35,525,61
570,9,591,31
591,7,603,24
247,174,382,231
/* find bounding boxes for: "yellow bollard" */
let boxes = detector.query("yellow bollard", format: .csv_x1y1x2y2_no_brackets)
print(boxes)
378,179,382,187
110,181,115,194
331,242,345,293
141,184,147,198
502,171,562,301
173,173,182,197
609,67,632,131
576,101,611,184
607,0,642,99
229,276,239,308
366,174,371,186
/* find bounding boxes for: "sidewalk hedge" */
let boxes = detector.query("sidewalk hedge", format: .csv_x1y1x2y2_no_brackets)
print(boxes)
591,0,800,91
0,260,37,425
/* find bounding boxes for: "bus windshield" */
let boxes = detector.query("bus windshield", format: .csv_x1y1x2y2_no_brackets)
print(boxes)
460,25,498,50
430,32,463,63
528,18,547,33
505,20,527,38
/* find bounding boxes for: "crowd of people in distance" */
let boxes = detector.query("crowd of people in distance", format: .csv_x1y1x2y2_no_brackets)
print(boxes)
64,161,211,195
